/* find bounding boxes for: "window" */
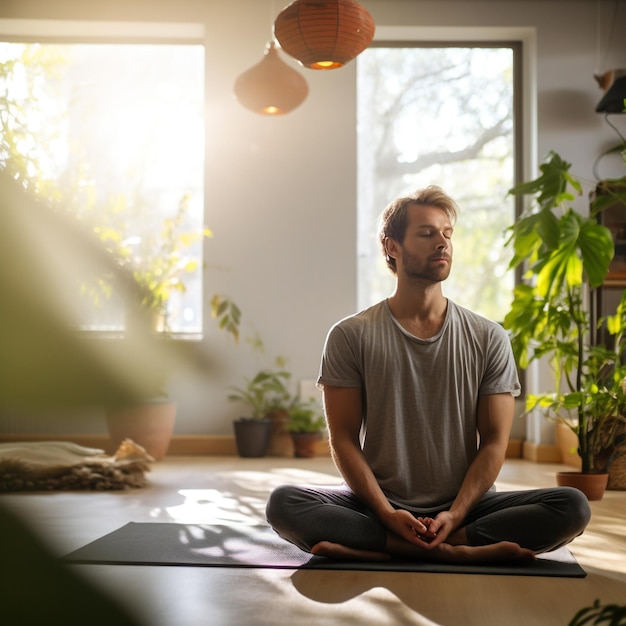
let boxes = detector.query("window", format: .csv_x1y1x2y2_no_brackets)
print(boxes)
0,26,205,334
357,43,520,321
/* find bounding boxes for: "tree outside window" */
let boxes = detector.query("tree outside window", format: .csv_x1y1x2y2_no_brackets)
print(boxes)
0,41,205,334
357,45,518,321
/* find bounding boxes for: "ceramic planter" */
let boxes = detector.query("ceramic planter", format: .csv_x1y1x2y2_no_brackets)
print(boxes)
290,432,323,458
233,418,273,458
265,411,294,457
106,400,176,461
556,471,609,501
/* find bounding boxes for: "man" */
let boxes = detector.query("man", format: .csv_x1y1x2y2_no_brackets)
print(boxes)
266,186,591,564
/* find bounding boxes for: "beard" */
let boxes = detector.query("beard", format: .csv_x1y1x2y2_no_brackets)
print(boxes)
401,248,452,283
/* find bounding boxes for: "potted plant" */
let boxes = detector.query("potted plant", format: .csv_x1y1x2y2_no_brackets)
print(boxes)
104,195,218,460
227,363,292,458
115,193,212,334
284,398,326,458
503,150,626,498
103,332,178,461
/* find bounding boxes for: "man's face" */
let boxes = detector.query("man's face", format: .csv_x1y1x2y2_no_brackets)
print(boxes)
392,203,453,283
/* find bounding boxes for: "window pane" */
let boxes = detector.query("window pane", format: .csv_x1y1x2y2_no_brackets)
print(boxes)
357,46,516,321
0,42,205,333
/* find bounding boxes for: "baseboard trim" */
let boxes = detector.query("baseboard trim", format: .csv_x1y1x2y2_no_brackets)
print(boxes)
0,433,320,457
0,434,531,460
169,435,238,456
506,438,523,459
522,440,562,463
0,433,116,451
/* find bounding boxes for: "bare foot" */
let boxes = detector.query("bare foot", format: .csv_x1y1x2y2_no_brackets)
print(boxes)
311,539,535,565
311,541,391,561
431,541,536,565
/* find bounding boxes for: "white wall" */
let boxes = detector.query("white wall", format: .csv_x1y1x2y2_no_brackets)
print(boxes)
1,0,625,439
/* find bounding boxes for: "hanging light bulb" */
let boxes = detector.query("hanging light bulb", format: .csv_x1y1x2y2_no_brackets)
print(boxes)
273,0,375,70
234,41,309,115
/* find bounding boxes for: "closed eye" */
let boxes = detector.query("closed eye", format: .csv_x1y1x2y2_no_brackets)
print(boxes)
418,228,453,238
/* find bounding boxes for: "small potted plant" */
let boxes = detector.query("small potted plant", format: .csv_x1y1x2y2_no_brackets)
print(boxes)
504,150,626,498
227,363,292,458
284,398,326,458
116,193,212,334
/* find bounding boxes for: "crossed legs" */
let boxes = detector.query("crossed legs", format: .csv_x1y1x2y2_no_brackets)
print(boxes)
265,484,591,564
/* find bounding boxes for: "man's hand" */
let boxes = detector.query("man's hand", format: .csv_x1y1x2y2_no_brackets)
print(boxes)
417,510,462,549
379,510,440,549
382,510,463,550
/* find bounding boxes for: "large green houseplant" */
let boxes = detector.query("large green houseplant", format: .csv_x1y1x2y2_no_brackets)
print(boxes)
503,151,626,493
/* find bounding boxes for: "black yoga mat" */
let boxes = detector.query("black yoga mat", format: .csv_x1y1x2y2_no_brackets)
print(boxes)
63,522,586,578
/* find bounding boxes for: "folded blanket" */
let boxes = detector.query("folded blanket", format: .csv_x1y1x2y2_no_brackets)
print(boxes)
0,439,153,491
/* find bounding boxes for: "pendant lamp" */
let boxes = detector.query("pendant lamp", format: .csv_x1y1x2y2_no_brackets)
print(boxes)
234,41,309,115
273,0,375,70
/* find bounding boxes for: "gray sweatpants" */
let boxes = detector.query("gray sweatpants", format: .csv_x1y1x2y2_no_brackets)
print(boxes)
265,484,591,555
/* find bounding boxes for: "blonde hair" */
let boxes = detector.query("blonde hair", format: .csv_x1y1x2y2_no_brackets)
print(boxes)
377,185,459,273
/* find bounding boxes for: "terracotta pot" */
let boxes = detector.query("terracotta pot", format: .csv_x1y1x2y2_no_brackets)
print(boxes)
290,432,323,458
106,400,176,460
556,471,609,501
265,411,294,457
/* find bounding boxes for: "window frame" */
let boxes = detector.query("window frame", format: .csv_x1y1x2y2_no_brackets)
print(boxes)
0,19,207,340
371,24,536,231
360,26,535,397
357,27,535,318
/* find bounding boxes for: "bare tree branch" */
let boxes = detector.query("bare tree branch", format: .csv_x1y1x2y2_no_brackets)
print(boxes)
376,115,510,177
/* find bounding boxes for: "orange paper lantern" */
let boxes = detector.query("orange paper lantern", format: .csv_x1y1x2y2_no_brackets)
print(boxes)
234,41,309,115
274,0,375,70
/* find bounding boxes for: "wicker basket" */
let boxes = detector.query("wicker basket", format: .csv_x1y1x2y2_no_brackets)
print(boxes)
606,416,626,490
608,450,626,490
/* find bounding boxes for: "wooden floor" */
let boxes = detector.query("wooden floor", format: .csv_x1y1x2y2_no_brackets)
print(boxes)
2,456,626,626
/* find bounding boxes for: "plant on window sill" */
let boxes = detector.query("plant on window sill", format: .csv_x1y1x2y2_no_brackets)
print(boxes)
109,193,211,336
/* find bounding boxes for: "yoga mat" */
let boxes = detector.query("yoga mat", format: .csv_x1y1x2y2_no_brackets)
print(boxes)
63,522,586,578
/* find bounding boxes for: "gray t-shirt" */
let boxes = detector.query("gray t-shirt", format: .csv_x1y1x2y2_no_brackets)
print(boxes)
317,299,521,512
